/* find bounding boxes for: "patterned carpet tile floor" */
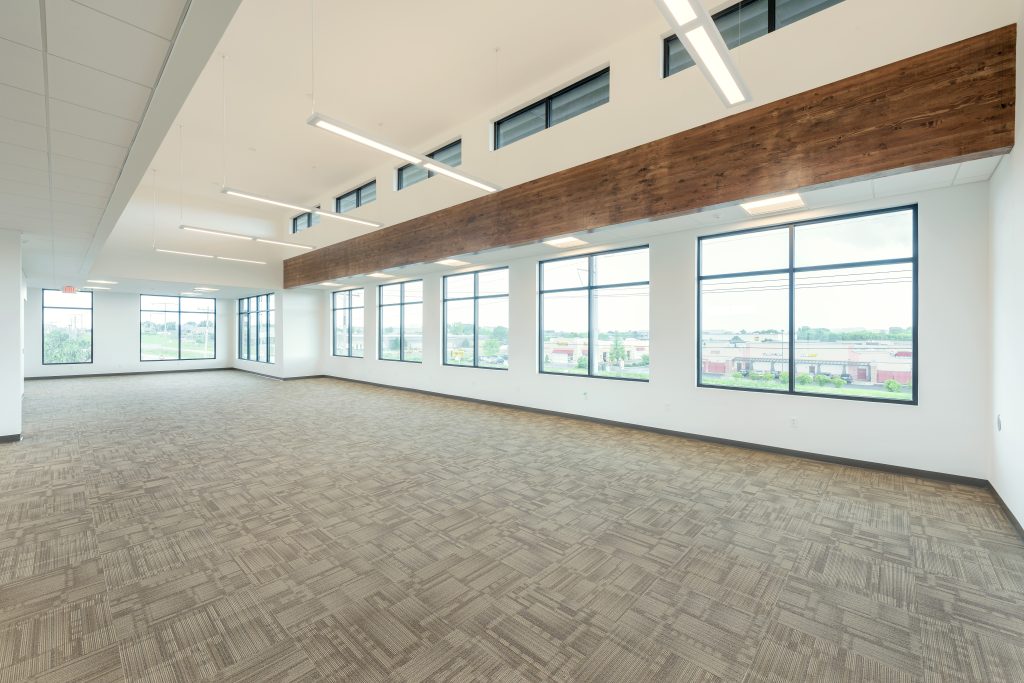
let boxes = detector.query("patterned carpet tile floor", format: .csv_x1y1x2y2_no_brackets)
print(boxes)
1,371,1023,682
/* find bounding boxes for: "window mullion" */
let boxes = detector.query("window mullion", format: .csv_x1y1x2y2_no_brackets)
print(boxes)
788,225,796,394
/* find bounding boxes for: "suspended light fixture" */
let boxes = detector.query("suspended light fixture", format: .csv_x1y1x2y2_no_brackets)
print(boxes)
255,238,314,250
221,187,381,228
216,256,266,265
654,0,750,107
422,162,500,193
156,248,214,259
308,113,422,165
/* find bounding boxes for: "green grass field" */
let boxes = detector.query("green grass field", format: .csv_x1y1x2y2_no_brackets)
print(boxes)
142,333,214,360
702,376,912,401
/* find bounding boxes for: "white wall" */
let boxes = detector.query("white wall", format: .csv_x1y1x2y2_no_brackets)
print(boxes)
320,182,993,479
989,4,1024,524
24,290,233,377
232,289,322,379
0,229,23,437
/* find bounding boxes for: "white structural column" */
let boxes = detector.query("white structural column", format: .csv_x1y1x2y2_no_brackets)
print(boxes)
0,229,24,439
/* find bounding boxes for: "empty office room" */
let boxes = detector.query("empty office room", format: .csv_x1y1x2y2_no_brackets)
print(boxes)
2,0,1024,680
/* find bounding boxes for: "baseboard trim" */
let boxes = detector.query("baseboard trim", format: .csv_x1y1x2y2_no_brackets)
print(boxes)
0,433,21,443
989,483,1024,542
231,368,326,381
26,368,232,380
322,374,990,489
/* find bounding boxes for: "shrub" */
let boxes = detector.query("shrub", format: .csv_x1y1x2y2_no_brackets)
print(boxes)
732,371,745,380
814,374,830,386
796,373,812,385
885,379,901,392
831,376,845,388
576,355,588,369
779,372,789,384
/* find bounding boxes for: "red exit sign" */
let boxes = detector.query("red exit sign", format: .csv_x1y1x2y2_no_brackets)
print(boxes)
62,285,76,294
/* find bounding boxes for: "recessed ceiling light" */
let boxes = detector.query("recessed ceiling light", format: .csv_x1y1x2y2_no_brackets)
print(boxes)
307,113,422,165
256,238,314,250
180,225,253,240
222,187,381,228
435,259,470,267
318,281,338,286
216,256,266,265
194,287,219,292
180,291,201,296
366,272,393,278
740,193,805,215
156,248,214,258
422,163,499,193
544,236,588,248
82,286,110,290
87,279,117,285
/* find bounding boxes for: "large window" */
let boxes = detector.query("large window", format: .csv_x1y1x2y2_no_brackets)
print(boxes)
539,246,650,381
379,280,423,362
291,210,320,234
238,294,275,363
140,295,216,361
42,289,92,365
698,206,917,403
495,68,610,149
332,289,365,358
444,268,509,370
664,0,844,77
397,140,462,190
335,180,376,214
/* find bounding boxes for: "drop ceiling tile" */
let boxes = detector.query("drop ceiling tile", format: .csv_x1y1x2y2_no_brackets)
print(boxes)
72,0,187,40
51,153,120,185
0,115,47,151
0,37,44,94
0,82,44,124
872,165,959,199
50,129,127,168
0,178,50,201
48,98,138,147
45,0,170,85
0,161,49,187
0,0,42,50
0,141,48,170
954,156,1002,184
52,171,114,196
47,54,150,121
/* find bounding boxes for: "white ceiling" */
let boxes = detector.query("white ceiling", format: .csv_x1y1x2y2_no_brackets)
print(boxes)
0,0,189,279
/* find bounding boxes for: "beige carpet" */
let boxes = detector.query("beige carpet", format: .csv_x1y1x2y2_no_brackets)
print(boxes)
1,370,1023,682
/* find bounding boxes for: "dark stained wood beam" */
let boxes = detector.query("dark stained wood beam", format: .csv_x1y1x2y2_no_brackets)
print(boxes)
285,25,1016,287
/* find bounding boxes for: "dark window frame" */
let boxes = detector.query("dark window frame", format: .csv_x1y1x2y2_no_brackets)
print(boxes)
696,204,919,405
332,288,365,358
237,293,276,364
139,295,217,362
41,289,94,366
494,68,611,150
663,0,842,78
290,207,321,234
397,140,462,190
378,280,423,363
335,180,376,213
442,267,510,371
538,244,651,383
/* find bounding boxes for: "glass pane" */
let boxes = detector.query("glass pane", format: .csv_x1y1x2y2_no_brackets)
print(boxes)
478,268,509,297
477,296,509,369
43,308,92,363
336,192,358,214
445,299,475,366
44,290,92,309
541,257,589,291
380,305,401,360
399,164,428,189
351,308,364,358
665,35,695,76
256,295,265,311
267,294,275,311
403,280,423,303
359,181,376,204
593,285,649,380
794,209,914,268
496,103,546,148
541,290,588,375
333,291,349,309
334,308,350,356
181,313,215,359
445,273,474,300
777,0,844,27
700,274,789,391
181,296,215,313
430,141,461,168
140,295,178,312
716,0,770,49
141,310,177,361
350,288,364,308
380,284,402,305
403,303,423,362
700,228,789,276
267,310,275,363
550,70,609,127
594,248,649,286
257,311,267,362
240,297,249,313
239,313,249,359
794,264,913,401
248,312,257,360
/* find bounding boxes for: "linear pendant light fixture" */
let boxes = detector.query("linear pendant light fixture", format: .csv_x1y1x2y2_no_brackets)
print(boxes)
155,247,266,265
221,187,381,228
654,0,750,107
422,162,499,193
179,225,314,250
